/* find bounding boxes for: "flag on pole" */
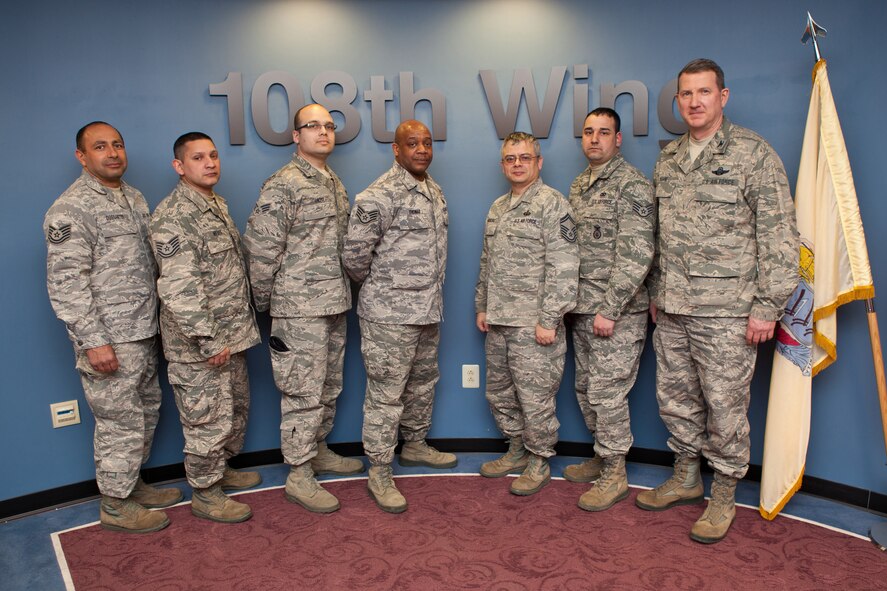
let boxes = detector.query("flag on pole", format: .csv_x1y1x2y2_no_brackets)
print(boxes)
759,59,874,520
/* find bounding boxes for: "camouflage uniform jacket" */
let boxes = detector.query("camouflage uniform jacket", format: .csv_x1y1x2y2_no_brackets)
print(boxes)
475,178,579,329
150,181,259,362
649,119,798,321
44,171,158,350
343,162,448,325
243,154,351,318
568,153,655,320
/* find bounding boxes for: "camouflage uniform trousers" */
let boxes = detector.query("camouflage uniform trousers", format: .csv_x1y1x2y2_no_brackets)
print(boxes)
360,319,440,466
485,324,564,458
76,337,161,498
652,312,756,478
570,311,647,458
271,313,346,466
167,352,250,488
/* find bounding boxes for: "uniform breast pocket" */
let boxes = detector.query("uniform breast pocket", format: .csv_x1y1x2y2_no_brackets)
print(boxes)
302,206,336,222
504,222,544,278
206,229,235,262
579,211,616,279
694,183,740,234
392,213,432,231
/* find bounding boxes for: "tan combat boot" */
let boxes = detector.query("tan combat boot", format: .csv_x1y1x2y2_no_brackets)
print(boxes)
220,464,262,491
577,456,629,512
311,441,366,476
399,440,457,469
285,463,340,513
191,483,252,523
129,478,184,508
480,437,529,478
562,456,603,483
510,453,550,496
635,456,704,511
100,495,170,533
690,472,737,544
367,465,407,513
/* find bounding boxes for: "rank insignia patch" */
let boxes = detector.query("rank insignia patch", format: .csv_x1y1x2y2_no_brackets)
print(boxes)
560,214,577,243
632,200,653,217
47,224,72,244
155,236,181,258
254,203,271,215
356,205,380,224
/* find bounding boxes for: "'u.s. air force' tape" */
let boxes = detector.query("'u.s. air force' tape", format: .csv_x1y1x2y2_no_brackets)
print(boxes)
155,236,181,258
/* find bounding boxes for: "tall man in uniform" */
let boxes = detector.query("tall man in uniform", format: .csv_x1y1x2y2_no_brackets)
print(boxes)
637,59,798,543
343,120,455,513
244,104,364,515
563,108,655,511
475,132,579,496
150,132,262,523
45,121,181,533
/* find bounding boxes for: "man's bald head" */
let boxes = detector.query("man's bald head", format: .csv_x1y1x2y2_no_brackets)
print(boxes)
393,120,433,180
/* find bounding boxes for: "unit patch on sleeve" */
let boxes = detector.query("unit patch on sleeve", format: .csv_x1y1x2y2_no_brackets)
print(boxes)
560,214,577,243
356,205,380,224
155,236,181,258
47,223,72,244
632,200,653,217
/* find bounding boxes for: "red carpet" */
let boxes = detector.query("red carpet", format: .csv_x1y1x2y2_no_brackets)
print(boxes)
56,475,886,590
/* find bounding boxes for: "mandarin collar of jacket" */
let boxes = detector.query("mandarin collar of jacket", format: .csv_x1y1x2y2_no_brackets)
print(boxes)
175,179,225,213
79,170,134,201
665,118,733,174
577,152,626,194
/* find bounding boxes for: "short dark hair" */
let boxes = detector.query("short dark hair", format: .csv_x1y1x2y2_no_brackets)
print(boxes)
585,107,621,133
173,131,213,160
76,121,120,151
678,58,725,91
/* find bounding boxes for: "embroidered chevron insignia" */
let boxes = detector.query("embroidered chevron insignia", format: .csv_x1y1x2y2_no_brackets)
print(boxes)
47,223,72,244
632,200,653,217
560,214,577,243
356,205,380,224
155,236,181,259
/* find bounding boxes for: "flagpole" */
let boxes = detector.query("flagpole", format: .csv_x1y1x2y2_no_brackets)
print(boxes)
802,12,887,549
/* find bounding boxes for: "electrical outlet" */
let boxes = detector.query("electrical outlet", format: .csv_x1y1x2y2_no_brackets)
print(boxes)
462,364,480,388
50,400,81,428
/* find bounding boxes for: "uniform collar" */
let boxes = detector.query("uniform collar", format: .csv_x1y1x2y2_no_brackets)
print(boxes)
392,161,435,199
508,177,544,208
579,153,624,193
79,170,130,200
669,118,732,173
175,179,223,213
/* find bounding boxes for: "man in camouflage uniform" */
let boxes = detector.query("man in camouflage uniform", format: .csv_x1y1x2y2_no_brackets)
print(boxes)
637,59,798,543
475,132,579,496
343,120,454,513
150,132,262,523
244,104,364,514
45,121,181,534
563,108,655,511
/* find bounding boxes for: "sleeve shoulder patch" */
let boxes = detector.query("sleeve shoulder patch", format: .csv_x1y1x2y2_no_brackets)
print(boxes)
632,200,654,217
155,236,181,258
47,223,72,244
560,213,577,243
356,204,380,224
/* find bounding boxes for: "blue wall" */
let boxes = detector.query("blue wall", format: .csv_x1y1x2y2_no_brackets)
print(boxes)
2,0,886,505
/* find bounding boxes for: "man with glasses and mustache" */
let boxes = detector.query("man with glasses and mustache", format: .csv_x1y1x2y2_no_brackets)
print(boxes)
244,104,363,514
475,132,579,496
344,120,453,513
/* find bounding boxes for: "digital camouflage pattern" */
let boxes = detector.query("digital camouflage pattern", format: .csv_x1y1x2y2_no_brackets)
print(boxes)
45,171,158,350
649,119,798,478
343,162,447,325
167,352,251,488
476,178,577,459
568,153,655,319
484,325,564,458
567,153,654,460
648,119,798,321
243,154,351,317
45,171,161,498
569,312,646,458
271,314,346,466
76,337,161,497
360,320,440,466
150,180,258,488
653,313,756,478
150,181,259,362
475,178,578,329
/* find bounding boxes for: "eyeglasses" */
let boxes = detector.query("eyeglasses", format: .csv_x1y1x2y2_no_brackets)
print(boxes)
296,121,337,132
502,154,537,165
